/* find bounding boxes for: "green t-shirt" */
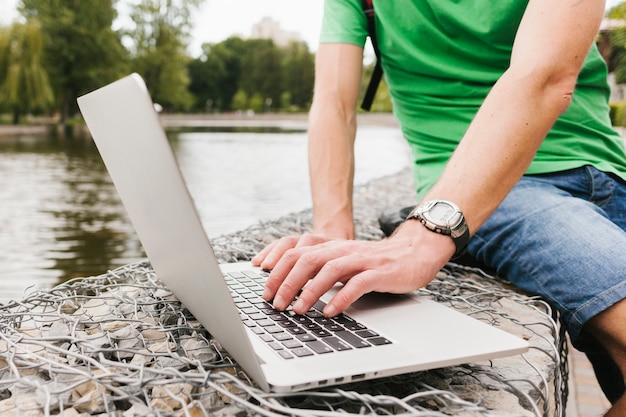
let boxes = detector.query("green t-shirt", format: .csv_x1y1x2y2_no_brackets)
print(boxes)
320,0,626,197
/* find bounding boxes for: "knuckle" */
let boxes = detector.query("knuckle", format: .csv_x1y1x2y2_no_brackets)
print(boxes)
320,259,343,276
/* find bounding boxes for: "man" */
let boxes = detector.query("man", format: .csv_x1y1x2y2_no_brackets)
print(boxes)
252,0,626,411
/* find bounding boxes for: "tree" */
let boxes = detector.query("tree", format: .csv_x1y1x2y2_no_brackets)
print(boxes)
231,89,248,111
606,3,626,84
187,37,315,113
188,37,245,112
281,40,314,110
0,20,54,124
19,0,129,124
124,0,202,111
238,39,283,108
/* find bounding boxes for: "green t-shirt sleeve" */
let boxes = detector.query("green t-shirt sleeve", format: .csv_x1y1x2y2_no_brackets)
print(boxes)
319,0,369,47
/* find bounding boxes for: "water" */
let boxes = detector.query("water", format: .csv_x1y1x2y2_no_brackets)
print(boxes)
0,123,410,302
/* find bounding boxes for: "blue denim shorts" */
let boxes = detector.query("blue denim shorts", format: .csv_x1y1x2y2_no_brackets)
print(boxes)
468,165,626,347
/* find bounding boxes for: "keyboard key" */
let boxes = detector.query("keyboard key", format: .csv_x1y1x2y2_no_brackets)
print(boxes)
343,322,367,331
305,310,324,318
323,337,352,351
335,330,370,348
286,327,307,335
306,341,333,354
310,328,332,338
274,332,292,341
355,329,379,338
282,340,303,349
259,334,273,343
292,315,312,325
292,347,314,357
368,337,393,346
265,325,284,334
249,313,267,321
325,323,344,332
277,350,294,359
296,333,317,342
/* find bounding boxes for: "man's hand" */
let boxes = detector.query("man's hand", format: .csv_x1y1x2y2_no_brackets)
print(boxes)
257,221,455,317
252,232,338,270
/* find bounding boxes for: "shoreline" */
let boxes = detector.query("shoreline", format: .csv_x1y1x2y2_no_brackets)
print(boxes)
0,112,400,138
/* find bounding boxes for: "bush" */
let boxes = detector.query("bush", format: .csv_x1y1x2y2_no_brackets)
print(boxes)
610,101,626,126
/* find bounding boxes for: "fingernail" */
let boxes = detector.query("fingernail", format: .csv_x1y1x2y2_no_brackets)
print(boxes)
293,299,305,313
324,304,337,317
262,287,272,300
273,294,285,310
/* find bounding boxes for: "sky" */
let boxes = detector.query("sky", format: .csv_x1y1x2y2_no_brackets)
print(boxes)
0,0,623,58
0,0,325,57
189,0,324,55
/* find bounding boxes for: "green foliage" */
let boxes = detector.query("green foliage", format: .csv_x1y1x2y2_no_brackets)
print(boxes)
280,91,293,111
123,0,202,112
248,93,264,113
605,3,626,84
0,20,54,123
187,37,314,113
281,41,315,109
610,101,626,126
0,1,346,117
19,0,129,123
359,64,393,113
231,89,248,111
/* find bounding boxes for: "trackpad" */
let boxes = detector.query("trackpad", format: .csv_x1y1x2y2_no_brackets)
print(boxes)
323,286,419,312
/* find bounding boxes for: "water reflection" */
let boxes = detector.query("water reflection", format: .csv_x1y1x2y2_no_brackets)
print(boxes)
0,133,143,297
0,124,410,302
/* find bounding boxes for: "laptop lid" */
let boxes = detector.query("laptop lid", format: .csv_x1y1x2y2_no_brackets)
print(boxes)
77,73,270,390
77,73,528,393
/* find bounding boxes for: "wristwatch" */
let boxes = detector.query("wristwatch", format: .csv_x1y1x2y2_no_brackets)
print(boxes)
406,200,470,259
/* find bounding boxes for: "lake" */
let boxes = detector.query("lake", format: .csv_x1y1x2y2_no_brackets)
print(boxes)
0,117,410,303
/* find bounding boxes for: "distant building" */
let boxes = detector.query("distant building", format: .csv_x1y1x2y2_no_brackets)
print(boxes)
250,16,302,46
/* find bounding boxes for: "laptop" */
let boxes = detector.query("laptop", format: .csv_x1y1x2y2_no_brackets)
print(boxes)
77,73,528,393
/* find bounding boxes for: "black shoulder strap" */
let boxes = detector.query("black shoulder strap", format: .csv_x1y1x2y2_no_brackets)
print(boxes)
361,0,383,111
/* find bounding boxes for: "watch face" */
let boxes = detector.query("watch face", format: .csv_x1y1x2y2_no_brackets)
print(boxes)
428,201,461,226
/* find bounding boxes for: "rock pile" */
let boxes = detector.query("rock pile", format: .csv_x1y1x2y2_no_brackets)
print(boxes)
0,169,567,416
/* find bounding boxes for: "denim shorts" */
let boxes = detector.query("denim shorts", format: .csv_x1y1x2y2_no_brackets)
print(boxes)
468,165,626,347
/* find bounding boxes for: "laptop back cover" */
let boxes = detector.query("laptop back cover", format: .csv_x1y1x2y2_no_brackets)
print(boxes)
77,73,270,391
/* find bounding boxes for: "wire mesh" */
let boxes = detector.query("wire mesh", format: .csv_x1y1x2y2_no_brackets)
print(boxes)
0,170,567,416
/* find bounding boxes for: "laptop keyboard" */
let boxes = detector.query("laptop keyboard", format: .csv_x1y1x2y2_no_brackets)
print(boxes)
225,270,392,359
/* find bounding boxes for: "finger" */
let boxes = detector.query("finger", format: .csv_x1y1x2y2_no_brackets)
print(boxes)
251,239,280,266
255,236,300,270
323,269,381,316
262,244,307,304
269,247,330,310
291,253,367,314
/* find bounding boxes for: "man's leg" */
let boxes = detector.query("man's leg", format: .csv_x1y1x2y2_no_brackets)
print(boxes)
585,346,625,404
468,166,626,406
586,300,626,415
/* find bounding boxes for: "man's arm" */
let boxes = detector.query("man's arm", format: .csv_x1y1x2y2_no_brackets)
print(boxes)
263,0,606,316
308,43,364,239
252,43,364,268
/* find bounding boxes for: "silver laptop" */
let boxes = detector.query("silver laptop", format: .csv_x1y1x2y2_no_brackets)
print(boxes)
77,73,528,393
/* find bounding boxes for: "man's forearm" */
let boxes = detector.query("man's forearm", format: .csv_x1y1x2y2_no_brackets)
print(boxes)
307,100,357,239
306,43,364,240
